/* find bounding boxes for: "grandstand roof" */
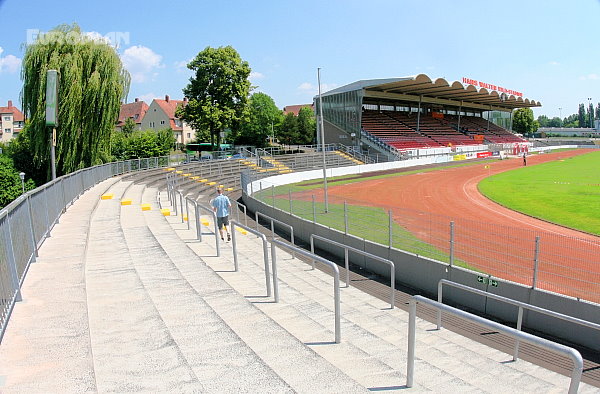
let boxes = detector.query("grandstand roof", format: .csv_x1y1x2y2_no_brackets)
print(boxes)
322,74,541,111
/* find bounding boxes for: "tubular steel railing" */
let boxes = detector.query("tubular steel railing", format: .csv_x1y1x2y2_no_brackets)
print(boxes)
436,279,600,361
270,239,341,343
230,221,275,300
0,155,168,343
254,211,295,257
310,233,395,309
407,295,583,394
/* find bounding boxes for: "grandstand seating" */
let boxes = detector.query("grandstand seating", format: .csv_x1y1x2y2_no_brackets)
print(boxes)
361,110,525,150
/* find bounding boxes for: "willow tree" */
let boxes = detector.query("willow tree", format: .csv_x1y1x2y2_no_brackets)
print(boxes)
22,24,130,178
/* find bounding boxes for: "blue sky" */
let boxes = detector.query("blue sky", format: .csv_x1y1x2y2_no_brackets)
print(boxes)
1,0,599,118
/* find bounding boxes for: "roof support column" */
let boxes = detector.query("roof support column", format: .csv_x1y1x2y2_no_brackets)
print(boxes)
416,95,422,133
487,105,492,132
457,101,463,132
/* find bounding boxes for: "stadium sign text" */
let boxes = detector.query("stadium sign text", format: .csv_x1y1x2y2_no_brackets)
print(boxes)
462,77,523,97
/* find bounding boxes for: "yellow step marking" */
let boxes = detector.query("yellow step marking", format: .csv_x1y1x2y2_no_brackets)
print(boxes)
236,227,248,235
190,176,199,180
182,173,191,177
160,208,171,216
141,203,152,211
225,187,234,192
175,170,183,174
101,194,114,200
120,199,132,205
207,181,216,186
199,179,208,182
201,220,210,226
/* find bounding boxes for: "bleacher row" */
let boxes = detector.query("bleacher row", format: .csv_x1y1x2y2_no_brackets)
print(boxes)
361,110,526,151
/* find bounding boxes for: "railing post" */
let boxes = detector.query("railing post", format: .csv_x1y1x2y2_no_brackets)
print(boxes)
194,200,202,241
288,190,292,214
312,194,316,223
532,236,540,288
185,197,190,230
344,247,350,287
4,215,22,302
270,242,280,303
344,201,348,235
449,221,455,267
310,236,316,270
26,194,38,257
179,192,185,223
513,306,524,361
407,298,416,388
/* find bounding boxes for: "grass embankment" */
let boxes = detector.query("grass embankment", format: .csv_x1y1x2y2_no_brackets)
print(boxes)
479,151,600,235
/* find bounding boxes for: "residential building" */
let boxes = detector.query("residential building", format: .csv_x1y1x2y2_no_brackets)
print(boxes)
141,95,194,146
0,100,25,142
116,98,149,131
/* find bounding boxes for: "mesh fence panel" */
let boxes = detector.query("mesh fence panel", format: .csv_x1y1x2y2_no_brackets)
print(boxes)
249,176,600,304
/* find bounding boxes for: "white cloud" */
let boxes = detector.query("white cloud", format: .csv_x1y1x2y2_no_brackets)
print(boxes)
137,92,159,103
121,45,163,83
549,60,560,66
84,31,111,44
174,57,194,73
0,47,21,74
297,82,338,96
249,71,265,82
579,73,599,81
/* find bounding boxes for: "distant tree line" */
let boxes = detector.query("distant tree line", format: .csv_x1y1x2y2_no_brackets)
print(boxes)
537,102,599,128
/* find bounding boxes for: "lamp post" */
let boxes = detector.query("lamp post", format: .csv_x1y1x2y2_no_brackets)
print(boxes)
588,98,593,129
559,107,562,127
317,67,329,213
19,172,25,194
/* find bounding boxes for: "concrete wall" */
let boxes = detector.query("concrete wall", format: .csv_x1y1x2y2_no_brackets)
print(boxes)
243,167,600,351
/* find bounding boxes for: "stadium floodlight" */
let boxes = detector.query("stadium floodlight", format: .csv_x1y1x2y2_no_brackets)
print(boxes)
318,67,329,213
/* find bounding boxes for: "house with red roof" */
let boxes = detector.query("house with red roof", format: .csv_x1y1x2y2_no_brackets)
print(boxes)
0,101,25,142
116,98,149,131
283,103,314,116
141,95,194,146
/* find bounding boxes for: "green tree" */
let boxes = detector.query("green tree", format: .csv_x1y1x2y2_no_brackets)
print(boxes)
235,92,282,147
0,156,36,209
548,117,562,127
3,128,46,186
512,108,536,136
578,103,586,127
596,103,600,121
178,46,251,150
279,112,299,146
297,107,316,144
589,103,595,128
122,117,136,134
22,23,130,179
537,115,549,127
111,129,174,160
563,114,578,128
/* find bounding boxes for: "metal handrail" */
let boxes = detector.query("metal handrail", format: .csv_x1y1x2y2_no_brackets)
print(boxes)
270,239,341,343
233,200,248,227
230,220,275,300
437,279,600,361
196,203,221,256
310,233,395,309
255,211,295,257
407,295,583,394
185,197,202,241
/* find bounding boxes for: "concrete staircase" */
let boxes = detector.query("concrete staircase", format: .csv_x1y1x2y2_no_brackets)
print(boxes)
1,176,596,393
158,187,597,393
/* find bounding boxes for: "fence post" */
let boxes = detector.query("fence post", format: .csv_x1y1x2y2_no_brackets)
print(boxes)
271,185,275,208
4,216,22,302
532,236,540,288
185,198,190,230
449,221,455,267
407,298,416,388
312,195,316,223
344,201,348,235
388,209,393,248
26,194,38,259
288,190,292,214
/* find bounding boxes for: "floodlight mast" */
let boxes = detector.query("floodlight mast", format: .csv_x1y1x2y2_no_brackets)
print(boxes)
318,67,329,213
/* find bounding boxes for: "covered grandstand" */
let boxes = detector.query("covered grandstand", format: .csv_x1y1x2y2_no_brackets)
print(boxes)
314,74,541,159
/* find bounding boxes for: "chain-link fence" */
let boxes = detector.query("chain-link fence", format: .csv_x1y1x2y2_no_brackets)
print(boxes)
0,155,168,343
243,172,600,304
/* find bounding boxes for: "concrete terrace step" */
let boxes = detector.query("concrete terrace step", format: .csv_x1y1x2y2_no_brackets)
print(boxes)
158,190,597,393
139,186,369,393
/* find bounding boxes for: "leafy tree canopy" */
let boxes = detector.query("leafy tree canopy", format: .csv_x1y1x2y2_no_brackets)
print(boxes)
0,155,36,210
235,92,282,147
296,107,316,145
178,46,251,150
512,108,536,135
22,23,130,180
111,129,174,160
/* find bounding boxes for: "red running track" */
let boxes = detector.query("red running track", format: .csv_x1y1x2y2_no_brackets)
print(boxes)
296,149,600,303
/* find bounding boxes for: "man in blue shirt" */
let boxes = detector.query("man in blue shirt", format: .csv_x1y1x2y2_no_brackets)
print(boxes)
211,188,232,241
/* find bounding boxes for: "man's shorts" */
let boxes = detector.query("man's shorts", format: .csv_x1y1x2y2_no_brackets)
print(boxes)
217,215,229,230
